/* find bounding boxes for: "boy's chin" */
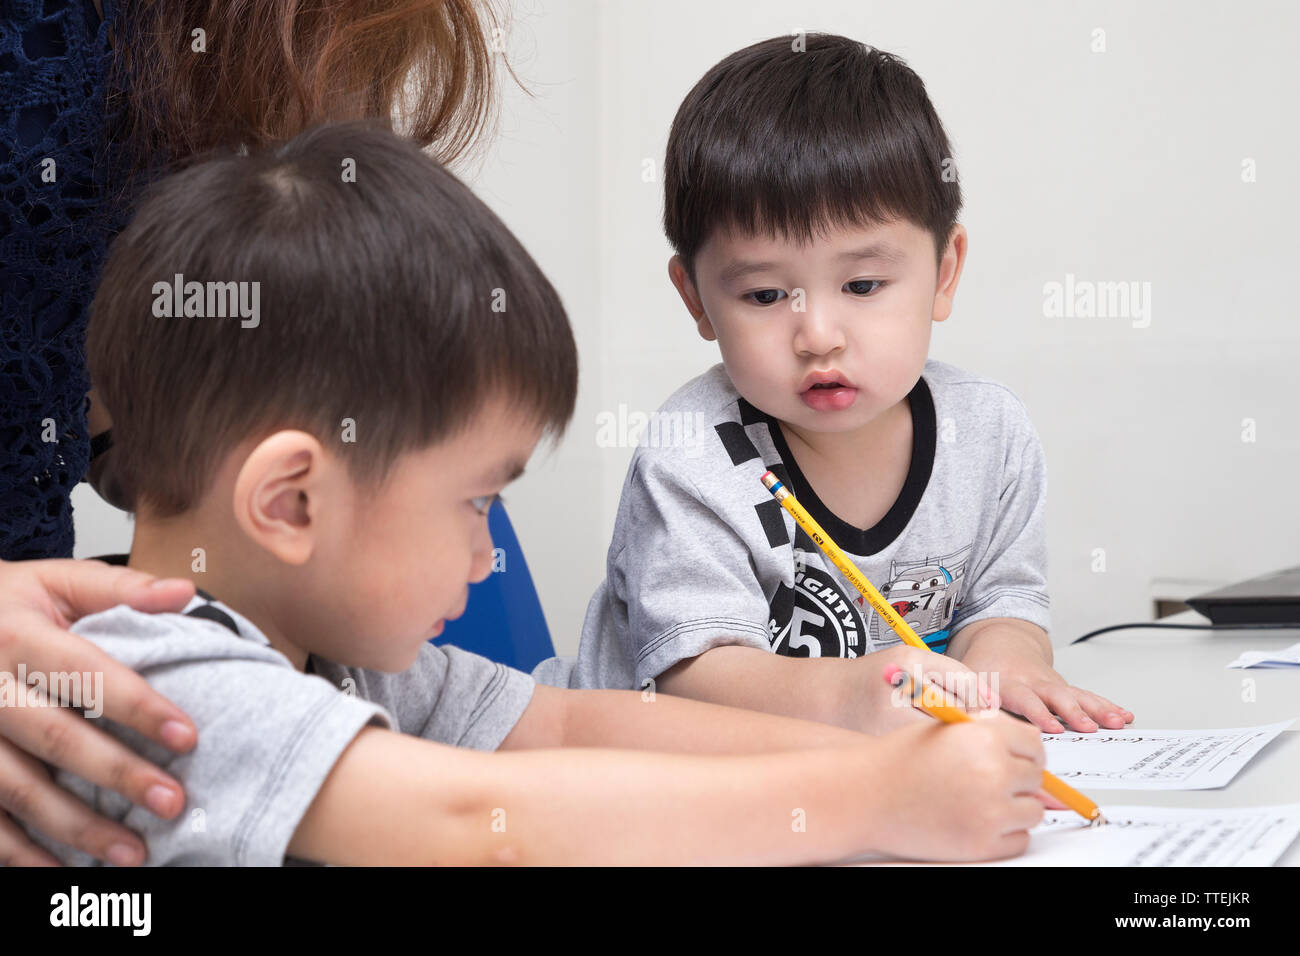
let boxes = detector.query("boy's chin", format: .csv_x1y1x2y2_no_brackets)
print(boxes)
354,639,430,673
782,406,870,434
399,638,434,669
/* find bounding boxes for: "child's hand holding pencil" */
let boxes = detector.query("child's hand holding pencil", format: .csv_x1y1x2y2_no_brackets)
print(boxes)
885,664,1104,825
856,644,998,734
857,707,1050,862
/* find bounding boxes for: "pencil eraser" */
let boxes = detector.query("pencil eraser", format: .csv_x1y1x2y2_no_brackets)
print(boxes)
882,664,903,685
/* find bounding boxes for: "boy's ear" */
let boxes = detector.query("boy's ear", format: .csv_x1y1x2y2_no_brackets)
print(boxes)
232,431,336,566
932,224,968,324
667,256,717,342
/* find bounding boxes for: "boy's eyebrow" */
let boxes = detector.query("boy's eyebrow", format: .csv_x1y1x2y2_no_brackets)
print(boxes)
837,242,906,265
480,458,528,487
717,242,906,283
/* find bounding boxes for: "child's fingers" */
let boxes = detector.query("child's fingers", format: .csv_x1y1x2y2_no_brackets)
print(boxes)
996,683,1065,733
920,657,987,711
1079,687,1134,723
1005,794,1046,833
1033,685,1100,732
993,717,1050,768
1069,689,1133,729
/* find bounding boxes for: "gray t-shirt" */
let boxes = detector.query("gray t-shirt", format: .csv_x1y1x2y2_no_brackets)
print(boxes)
29,595,535,865
534,359,1050,691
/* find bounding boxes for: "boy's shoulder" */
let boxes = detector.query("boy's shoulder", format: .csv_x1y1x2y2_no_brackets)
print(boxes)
50,598,394,866
71,596,297,671
67,595,396,772
920,357,1033,410
68,596,395,743
651,361,742,421
73,600,272,663
618,361,744,483
919,357,1041,442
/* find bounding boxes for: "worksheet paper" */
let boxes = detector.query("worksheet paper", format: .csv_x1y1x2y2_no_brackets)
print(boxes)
861,805,1300,867
1227,640,1300,668
1042,720,1293,790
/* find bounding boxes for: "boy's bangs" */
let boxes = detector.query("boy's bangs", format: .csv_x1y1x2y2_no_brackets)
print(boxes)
665,35,961,273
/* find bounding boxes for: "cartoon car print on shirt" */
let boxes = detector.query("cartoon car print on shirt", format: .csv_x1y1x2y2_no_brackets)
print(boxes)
866,545,971,653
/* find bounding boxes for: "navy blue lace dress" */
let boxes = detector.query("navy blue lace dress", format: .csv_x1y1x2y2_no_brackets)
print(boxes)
0,0,124,559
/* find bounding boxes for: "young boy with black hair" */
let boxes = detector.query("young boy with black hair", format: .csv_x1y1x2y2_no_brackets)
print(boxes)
546,34,1134,738
28,120,1049,865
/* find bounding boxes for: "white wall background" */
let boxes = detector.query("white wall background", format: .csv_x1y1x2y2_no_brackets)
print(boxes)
75,0,1300,654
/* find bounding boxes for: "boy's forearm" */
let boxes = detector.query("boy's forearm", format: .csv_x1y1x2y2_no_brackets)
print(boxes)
656,644,870,732
446,744,883,865
552,687,872,753
947,618,1052,665
293,726,887,865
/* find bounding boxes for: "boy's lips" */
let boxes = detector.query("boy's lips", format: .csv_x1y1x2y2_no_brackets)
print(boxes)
798,369,858,411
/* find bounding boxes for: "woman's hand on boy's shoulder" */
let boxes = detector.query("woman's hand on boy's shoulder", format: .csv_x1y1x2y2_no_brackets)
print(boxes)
952,618,1134,734
0,557,198,865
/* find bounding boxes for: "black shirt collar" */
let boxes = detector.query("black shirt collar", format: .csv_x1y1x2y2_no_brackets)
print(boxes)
741,374,936,556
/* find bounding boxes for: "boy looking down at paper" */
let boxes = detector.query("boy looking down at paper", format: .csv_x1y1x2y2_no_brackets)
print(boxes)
544,34,1134,736
28,120,1053,865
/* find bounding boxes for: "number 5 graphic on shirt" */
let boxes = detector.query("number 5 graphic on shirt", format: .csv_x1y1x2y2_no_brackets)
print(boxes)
787,606,825,657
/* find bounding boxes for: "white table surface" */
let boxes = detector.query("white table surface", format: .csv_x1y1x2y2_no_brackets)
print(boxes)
1050,609,1300,864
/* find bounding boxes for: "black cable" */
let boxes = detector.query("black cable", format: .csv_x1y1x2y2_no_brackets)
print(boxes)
1070,620,1300,645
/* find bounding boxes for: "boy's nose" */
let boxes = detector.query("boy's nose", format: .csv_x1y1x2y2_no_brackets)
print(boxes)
467,521,496,584
792,304,847,357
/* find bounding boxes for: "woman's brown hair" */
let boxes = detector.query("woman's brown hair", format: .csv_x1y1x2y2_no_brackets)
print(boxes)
107,0,514,181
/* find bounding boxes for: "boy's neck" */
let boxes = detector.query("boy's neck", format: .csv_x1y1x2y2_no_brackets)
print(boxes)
127,519,312,672
780,395,910,467
777,396,915,532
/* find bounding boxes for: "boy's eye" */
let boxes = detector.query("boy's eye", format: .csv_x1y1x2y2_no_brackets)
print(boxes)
470,492,502,516
744,288,787,306
844,279,884,296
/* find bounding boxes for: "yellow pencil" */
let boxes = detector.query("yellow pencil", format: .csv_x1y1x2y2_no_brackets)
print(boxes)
761,470,929,651
884,664,1106,825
